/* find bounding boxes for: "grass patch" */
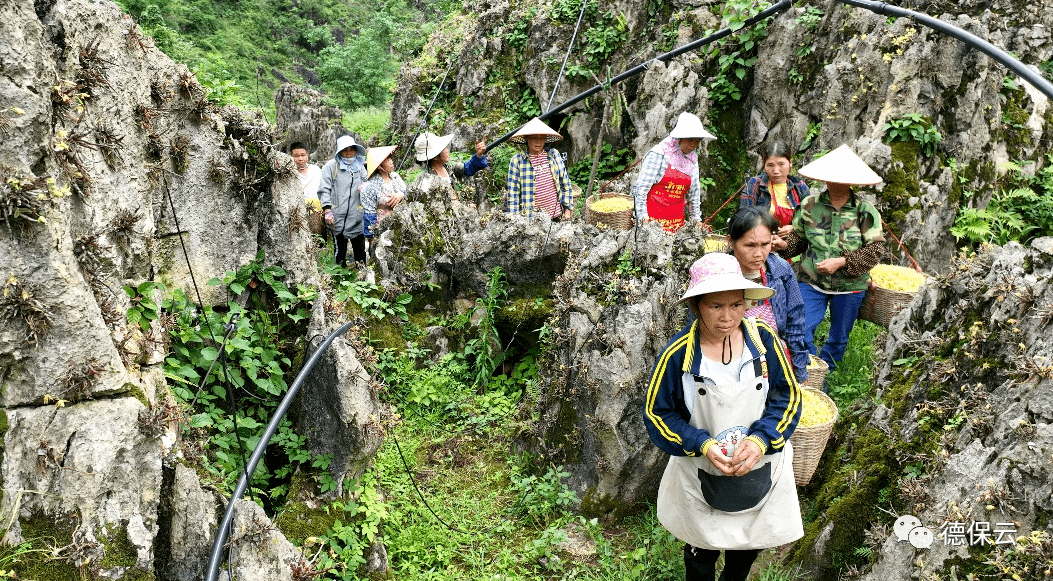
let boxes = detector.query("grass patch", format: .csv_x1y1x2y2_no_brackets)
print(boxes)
343,105,392,145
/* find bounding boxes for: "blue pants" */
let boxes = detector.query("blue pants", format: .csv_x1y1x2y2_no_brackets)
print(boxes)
798,282,866,371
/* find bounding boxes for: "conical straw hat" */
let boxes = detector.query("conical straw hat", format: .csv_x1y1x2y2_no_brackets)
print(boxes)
367,145,398,176
414,133,455,162
669,112,717,141
509,117,562,144
798,144,882,185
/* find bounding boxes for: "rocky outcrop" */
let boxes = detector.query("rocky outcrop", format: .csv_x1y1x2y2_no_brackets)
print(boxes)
0,0,325,577
290,291,385,494
274,83,350,162
794,238,1053,579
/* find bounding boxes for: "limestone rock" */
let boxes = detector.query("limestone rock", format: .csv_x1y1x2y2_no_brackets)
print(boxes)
1,398,162,575
290,290,385,494
274,84,346,159
221,500,302,581
155,464,223,581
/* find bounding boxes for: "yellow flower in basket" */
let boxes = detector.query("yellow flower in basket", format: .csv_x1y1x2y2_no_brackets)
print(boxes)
590,197,633,213
870,264,926,292
799,389,836,428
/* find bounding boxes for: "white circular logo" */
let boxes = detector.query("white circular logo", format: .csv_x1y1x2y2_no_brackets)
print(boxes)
894,515,921,541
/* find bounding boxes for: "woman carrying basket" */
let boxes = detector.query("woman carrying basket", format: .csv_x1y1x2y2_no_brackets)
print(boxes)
777,145,886,383
643,252,803,581
632,112,715,233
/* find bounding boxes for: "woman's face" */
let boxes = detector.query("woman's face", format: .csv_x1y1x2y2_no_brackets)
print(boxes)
730,223,773,274
438,147,450,163
380,156,394,174
764,156,791,185
679,138,701,155
696,290,747,337
526,135,547,155
339,147,356,158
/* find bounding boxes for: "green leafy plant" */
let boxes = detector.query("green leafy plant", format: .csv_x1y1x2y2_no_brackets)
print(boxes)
705,1,771,106
505,9,537,49
881,113,943,157
509,462,579,526
568,142,634,186
800,121,822,150
795,6,824,30
162,251,315,499
124,280,164,331
950,187,1053,246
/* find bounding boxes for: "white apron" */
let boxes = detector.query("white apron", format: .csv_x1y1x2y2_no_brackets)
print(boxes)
657,358,803,550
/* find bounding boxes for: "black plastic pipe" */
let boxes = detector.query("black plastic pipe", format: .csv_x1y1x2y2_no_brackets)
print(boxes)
486,0,794,152
205,321,355,581
836,0,1053,100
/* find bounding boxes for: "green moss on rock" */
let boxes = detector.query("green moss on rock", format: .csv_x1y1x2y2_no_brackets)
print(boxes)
14,510,82,581
97,523,154,580
274,501,340,546
789,428,894,578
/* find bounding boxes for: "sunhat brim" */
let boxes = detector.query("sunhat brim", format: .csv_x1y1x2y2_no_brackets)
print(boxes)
415,133,455,161
669,112,717,141
367,145,398,177
509,117,562,144
676,273,775,305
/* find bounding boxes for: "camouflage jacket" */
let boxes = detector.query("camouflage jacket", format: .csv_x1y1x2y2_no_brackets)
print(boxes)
791,191,885,292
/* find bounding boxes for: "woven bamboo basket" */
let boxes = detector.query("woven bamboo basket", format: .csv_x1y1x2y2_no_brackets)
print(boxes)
791,387,839,486
584,192,634,230
858,284,915,328
803,355,828,390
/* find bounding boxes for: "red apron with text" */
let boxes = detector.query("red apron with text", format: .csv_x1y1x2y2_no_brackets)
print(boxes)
647,165,692,233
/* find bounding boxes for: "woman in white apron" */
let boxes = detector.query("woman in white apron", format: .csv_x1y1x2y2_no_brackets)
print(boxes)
643,252,804,581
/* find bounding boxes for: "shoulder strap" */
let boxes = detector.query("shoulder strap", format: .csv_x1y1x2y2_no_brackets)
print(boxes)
744,316,766,356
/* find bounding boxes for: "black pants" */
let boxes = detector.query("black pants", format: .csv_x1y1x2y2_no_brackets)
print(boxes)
335,234,366,267
684,545,760,581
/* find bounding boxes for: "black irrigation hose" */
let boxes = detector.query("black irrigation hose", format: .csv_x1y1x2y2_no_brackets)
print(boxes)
205,321,355,581
486,0,794,153
546,0,590,113
835,0,1053,101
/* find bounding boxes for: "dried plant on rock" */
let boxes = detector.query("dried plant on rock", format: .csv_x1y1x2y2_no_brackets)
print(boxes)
1,275,53,347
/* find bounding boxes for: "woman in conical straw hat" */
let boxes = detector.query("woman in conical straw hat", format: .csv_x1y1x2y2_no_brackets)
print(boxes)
632,111,716,233
360,145,406,282
411,132,488,203
643,252,803,581
777,145,886,388
506,117,574,220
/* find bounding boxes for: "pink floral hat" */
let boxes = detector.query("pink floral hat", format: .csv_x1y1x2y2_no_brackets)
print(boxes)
677,253,774,305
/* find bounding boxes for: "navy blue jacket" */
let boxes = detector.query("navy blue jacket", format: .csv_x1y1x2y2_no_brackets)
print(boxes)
643,319,802,458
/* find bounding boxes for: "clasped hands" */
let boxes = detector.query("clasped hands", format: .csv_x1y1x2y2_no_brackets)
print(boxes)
706,439,762,477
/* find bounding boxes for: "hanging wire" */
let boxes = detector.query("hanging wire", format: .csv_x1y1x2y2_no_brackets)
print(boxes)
390,431,520,536
546,0,590,112
396,57,457,173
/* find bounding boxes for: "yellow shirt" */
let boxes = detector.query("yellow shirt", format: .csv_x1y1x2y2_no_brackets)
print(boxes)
769,182,789,212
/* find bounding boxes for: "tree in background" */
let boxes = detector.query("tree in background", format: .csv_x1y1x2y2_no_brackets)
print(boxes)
318,16,398,112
